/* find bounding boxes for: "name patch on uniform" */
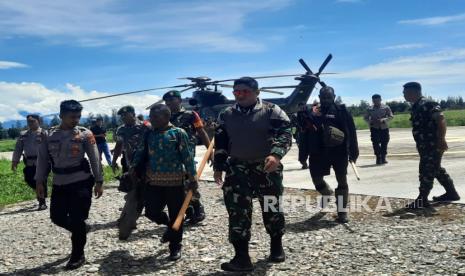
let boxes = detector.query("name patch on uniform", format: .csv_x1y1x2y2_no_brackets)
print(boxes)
325,114,336,119
71,144,80,156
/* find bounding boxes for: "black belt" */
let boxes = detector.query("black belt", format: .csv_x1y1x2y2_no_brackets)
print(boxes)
26,156,37,160
52,159,90,175
229,157,265,165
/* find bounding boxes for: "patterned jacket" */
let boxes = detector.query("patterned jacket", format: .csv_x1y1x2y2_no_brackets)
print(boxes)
131,124,196,186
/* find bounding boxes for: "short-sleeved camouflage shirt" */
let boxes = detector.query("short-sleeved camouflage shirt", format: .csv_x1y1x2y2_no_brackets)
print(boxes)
170,107,203,151
115,120,149,165
410,97,442,151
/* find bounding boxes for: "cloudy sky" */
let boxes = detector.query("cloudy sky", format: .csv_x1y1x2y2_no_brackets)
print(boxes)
1,0,465,121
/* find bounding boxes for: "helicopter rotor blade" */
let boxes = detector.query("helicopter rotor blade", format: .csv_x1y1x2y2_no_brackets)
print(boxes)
259,89,284,95
299,58,313,74
145,85,195,110
78,84,192,103
179,86,196,93
220,84,284,95
317,54,332,76
261,85,299,89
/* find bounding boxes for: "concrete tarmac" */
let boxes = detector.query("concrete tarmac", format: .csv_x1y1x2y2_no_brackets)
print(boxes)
198,127,465,203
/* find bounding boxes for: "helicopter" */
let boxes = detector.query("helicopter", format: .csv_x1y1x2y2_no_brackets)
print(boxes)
77,54,334,120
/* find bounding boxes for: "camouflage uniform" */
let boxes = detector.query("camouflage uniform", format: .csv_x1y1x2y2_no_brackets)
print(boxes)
214,99,292,242
411,97,454,193
115,120,152,239
169,107,205,219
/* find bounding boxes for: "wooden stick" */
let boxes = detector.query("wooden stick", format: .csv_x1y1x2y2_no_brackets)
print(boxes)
350,161,360,181
172,138,215,231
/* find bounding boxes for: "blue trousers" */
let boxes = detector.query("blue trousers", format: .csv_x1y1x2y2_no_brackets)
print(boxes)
97,142,112,166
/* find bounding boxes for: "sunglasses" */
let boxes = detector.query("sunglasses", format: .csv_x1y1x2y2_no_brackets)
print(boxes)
233,89,253,96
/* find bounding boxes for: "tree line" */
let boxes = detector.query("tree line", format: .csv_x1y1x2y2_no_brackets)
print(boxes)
2,96,465,140
346,96,465,117
0,109,122,140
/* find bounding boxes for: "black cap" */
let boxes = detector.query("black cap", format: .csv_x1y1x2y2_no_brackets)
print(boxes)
60,100,83,114
162,90,182,101
372,94,381,99
117,105,135,115
403,82,422,91
96,117,103,121
26,114,40,121
233,77,259,90
319,86,335,95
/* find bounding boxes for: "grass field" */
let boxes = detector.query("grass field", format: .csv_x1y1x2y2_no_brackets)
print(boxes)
0,139,16,152
354,109,465,130
0,159,116,207
0,129,115,152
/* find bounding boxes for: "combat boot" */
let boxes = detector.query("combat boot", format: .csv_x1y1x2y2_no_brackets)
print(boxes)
433,180,460,202
376,155,382,165
268,236,285,263
65,254,85,270
381,154,388,164
335,188,349,223
406,188,431,209
193,201,206,223
315,180,334,210
184,205,195,225
221,241,254,272
169,243,182,261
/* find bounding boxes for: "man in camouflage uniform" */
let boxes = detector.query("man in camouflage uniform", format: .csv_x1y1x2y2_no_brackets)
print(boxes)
131,104,198,261
35,100,103,270
111,105,168,240
403,82,460,208
162,90,211,224
213,77,292,272
11,114,50,210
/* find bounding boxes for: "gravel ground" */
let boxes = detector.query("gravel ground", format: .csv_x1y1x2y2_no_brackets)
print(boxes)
1,181,465,276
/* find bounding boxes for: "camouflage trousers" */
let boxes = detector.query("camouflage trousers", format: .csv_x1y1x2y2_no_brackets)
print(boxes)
418,149,454,192
118,183,144,240
222,159,285,243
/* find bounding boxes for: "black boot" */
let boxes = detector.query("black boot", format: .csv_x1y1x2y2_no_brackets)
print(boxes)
221,241,254,272
376,155,382,165
433,181,460,202
193,201,206,223
335,188,349,223
37,198,47,211
184,205,195,225
66,228,86,270
268,236,285,263
65,254,85,270
381,154,388,164
315,181,333,210
169,243,182,261
406,188,431,209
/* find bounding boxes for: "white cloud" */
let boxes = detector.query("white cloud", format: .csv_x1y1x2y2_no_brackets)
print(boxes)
380,43,427,50
335,48,465,82
399,12,465,26
0,0,292,52
0,81,161,122
0,61,28,69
